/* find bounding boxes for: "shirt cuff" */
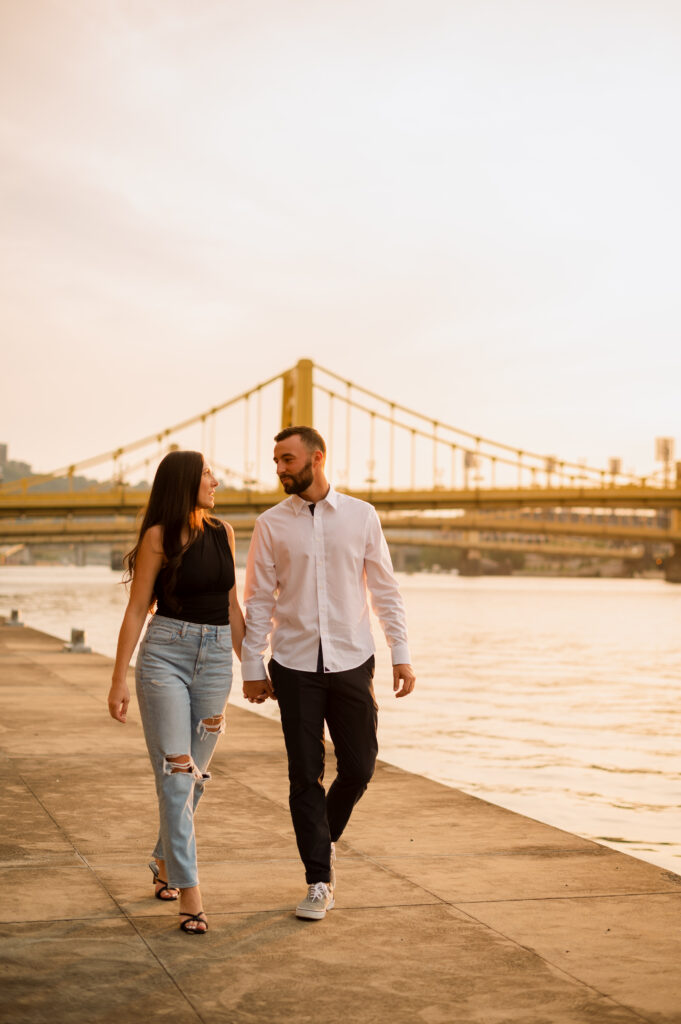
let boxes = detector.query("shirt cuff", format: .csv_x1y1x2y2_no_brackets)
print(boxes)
390,643,411,666
240,657,267,681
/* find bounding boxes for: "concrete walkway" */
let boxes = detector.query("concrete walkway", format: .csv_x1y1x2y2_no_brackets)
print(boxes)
1,621,680,1024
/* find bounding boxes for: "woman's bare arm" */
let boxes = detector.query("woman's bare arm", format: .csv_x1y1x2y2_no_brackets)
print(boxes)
225,522,245,661
108,526,163,723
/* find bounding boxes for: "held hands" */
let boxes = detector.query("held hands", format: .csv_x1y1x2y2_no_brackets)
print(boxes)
243,678,276,704
108,679,131,723
393,663,416,698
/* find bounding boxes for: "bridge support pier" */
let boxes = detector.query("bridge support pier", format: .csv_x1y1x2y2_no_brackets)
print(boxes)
459,550,482,577
110,548,126,572
389,546,407,572
665,543,681,583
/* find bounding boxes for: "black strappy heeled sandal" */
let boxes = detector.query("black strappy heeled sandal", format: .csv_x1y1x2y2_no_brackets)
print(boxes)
179,911,208,934
148,860,179,901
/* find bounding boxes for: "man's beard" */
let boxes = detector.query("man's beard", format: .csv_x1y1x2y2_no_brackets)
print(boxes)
280,459,314,495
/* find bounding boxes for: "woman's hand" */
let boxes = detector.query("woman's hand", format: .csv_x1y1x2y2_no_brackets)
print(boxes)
108,678,131,723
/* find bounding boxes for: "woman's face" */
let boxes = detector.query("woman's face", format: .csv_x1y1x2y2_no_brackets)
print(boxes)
197,462,218,509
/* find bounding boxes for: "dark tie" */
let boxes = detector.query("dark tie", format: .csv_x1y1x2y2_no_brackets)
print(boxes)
309,504,315,516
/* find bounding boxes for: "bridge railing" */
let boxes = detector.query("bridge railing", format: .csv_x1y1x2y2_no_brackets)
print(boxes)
311,363,670,493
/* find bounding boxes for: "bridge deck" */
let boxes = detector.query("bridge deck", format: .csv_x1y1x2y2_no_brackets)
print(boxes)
1,622,680,1024
2,483,681,516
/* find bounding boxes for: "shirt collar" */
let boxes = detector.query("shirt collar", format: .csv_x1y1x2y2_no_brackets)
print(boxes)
289,484,338,515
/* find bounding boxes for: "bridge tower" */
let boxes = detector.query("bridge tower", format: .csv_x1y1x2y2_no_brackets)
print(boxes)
281,358,314,429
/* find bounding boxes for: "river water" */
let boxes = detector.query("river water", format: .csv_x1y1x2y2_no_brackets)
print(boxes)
1,565,679,875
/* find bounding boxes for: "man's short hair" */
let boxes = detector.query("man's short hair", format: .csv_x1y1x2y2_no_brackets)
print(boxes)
274,425,327,456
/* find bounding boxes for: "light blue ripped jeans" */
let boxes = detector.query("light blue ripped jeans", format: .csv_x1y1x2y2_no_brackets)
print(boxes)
135,614,233,889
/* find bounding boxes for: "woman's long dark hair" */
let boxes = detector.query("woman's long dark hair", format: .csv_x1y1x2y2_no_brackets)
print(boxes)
124,450,210,610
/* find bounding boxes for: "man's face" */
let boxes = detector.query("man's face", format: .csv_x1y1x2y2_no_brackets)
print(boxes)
274,435,315,495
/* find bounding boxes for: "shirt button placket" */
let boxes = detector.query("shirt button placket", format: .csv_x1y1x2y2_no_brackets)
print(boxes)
315,509,330,672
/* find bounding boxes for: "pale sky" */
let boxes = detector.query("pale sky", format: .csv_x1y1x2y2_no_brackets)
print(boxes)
1,0,680,483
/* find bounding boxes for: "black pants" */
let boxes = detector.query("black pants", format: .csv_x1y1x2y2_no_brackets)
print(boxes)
269,655,378,884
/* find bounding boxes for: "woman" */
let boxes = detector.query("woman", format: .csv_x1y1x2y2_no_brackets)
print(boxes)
108,450,244,934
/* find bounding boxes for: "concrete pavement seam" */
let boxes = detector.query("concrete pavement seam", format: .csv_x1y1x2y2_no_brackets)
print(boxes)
6,759,207,1024
348,852,659,1024
447,902,664,1024
453,890,681,904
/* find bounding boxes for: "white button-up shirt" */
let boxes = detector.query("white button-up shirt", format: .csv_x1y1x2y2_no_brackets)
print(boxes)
242,486,411,679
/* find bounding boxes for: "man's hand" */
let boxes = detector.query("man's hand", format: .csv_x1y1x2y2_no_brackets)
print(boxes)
243,678,276,704
393,663,416,698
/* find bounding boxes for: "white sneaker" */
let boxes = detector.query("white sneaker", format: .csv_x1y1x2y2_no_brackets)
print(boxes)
295,882,335,920
330,842,336,890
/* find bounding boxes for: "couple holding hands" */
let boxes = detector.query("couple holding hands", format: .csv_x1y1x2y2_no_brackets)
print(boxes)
108,426,415,934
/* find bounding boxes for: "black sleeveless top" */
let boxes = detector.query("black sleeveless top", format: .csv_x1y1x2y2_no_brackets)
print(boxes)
154,519,235,625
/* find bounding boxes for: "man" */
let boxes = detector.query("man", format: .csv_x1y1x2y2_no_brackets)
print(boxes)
241,426,416,920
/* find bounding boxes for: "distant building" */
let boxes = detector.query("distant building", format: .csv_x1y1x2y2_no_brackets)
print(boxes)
0,446,32,484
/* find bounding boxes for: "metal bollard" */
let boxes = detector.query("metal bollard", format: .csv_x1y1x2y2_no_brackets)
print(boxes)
64,628,91,654
5,608,24,627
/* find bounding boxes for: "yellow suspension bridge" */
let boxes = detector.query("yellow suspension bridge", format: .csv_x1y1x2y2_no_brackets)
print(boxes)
1,360,679,578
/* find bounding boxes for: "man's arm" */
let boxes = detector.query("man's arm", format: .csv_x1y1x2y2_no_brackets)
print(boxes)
242,518,277,702
364,509,416,697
